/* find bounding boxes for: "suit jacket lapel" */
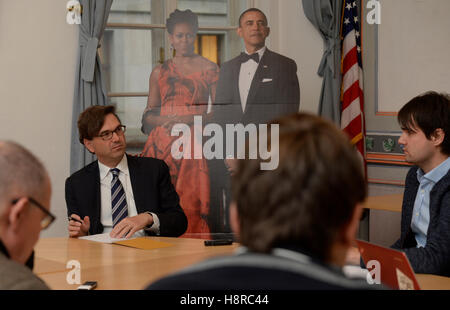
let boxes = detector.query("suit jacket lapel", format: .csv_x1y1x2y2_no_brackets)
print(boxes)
245,49,272,113
127,154,146,214
87,161,102,232
232,59,242,110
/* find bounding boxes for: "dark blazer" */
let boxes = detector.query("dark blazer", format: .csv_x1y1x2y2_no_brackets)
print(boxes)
392,166,450,276
146,248,377,290
65,154,187,237
207,49,300,234
213,48,300,127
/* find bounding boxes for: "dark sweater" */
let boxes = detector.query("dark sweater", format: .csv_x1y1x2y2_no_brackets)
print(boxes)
147,247,377,290
392,166,450,276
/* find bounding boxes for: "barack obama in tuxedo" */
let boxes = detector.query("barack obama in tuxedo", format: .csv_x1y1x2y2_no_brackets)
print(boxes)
208,8,300,234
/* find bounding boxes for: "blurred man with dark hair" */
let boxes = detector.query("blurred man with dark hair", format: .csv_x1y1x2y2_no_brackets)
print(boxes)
147,113,374,290
392,91,450,276
66,105,187,239
0,141,53,289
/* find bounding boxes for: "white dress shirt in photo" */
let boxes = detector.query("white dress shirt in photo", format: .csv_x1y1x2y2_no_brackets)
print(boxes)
98,155,160,236
239,46,266,113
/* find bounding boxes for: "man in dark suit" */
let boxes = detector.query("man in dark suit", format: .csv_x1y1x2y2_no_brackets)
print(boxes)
208,8,300,234
214,8,300,128
66,105,187,238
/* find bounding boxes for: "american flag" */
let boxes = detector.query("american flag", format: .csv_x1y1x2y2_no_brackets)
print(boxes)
341,0,365,160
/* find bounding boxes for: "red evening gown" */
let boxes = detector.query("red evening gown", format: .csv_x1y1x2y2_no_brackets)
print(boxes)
141,60,218,239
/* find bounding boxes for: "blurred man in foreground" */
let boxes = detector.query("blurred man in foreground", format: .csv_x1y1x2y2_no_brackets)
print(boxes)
0,141,53,289
147,113,374,290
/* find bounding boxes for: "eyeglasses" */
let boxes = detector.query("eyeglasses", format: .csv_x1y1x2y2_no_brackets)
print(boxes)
97,125,126,141
12,197,56,230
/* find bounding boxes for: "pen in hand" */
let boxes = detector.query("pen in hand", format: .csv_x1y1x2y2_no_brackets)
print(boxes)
68,216,83,224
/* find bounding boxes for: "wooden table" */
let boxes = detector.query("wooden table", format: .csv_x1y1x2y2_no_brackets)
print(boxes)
34,237,450,290
364,194,403,212
34,237,239,290
416,274,450,290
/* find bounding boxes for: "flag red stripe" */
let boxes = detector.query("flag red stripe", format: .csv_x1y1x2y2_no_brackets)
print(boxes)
342,82,360,110
343,46,358,73
343,114,362,137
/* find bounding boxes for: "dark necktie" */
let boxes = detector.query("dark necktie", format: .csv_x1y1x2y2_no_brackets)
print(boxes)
240,52,259,63
110,168,128,227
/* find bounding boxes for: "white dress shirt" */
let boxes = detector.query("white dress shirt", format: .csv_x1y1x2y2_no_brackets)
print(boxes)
98,155,160,236
239,46,266,113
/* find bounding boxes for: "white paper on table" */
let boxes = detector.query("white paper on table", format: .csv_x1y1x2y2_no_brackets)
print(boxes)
79,233,136,244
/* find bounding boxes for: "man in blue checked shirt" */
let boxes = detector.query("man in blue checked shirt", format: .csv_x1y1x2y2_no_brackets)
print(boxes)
392,91,450,276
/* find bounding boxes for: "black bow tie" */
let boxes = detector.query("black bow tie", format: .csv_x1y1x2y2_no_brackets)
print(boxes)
240,52,260,63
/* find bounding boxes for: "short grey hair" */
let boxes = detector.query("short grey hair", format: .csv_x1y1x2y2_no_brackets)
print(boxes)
0,141,49,206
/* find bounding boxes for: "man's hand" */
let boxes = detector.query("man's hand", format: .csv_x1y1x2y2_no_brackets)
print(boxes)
68,214,90,238
110,213,153,239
